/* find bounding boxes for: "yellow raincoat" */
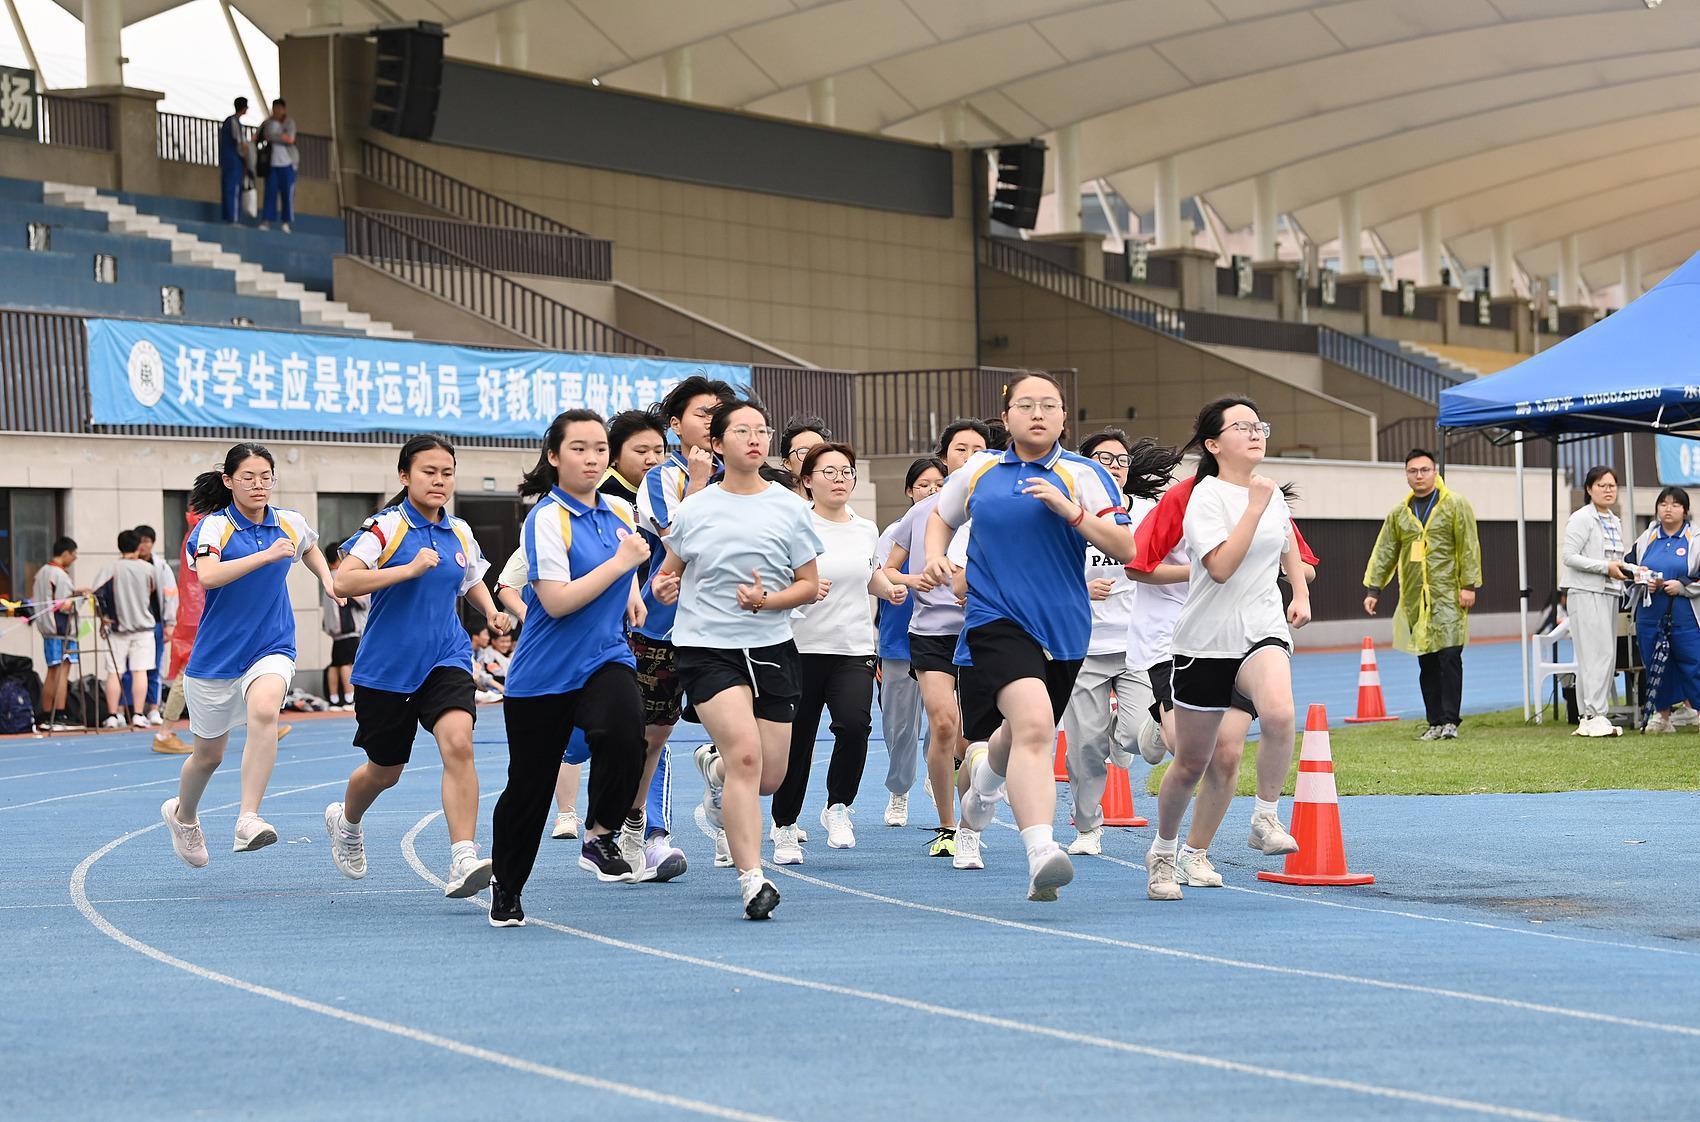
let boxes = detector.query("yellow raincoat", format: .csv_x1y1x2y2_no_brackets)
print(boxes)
1362,478,1483,655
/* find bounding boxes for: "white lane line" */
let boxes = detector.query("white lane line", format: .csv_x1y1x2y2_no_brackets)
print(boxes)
68,788,790,1122
406,810,1592,1122
2,888,426,911
751,827,1700,1041
0,750,362,812
1081,844,1700,960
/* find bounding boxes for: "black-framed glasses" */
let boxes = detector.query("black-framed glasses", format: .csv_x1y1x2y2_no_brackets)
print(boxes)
1092,451,1132,469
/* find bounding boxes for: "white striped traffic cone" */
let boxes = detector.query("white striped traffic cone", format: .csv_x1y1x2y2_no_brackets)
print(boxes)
1258,704,1375,886
1343,637,1398,723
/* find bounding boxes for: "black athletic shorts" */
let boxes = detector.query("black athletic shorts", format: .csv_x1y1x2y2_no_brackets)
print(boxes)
630,632,682,727
908,632,961,677
353,665,476,767
1146,659,1256,720
677,640,801,723
1171,638,1290,713
329,636,360,667
957,620,1083,742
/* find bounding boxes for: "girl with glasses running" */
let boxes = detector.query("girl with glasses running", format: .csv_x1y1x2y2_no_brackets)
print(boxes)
932,373,1137,902
1145,396,1311,901
652,399,823,919
160,443,338,868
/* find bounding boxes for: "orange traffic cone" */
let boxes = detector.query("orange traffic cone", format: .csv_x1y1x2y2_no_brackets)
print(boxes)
1100,763,1148,827
1258,704,1374,886
1054,729,1069,782
1343,637,1399,724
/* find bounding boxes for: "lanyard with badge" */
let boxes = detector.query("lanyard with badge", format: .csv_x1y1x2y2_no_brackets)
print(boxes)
1408,491,1438,564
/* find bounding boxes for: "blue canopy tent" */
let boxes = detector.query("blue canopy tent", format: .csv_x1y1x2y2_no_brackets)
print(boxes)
1437,251,1700,720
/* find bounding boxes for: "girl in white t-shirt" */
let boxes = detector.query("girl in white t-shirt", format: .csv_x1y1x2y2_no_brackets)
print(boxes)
768,442,905,861
1147,397,1311,902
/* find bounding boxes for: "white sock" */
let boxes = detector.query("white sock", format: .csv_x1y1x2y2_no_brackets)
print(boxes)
329,693,341,705
338,807,362,835
1019,824,1054,862
970,748,1004,797
1254,797,1280,820
1151,834,1179,857
1180,843,1203,859
450,839,477,863
737,867,764,888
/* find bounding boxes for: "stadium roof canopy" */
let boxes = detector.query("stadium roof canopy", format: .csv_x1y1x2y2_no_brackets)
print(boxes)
63,0,1700,292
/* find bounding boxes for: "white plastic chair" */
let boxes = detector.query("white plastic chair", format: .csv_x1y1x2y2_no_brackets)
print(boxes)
1530,616,1578,725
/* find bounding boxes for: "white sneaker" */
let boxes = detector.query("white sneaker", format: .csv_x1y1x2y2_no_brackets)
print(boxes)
160,797,208,868
1146,847,1183,900
102,715,121,729
695,744,724,830
1573,715,1622,738
1176,848,1223,887
952,827,984,870
640,834,688,883
146,709,163,727
884,793,908,827
551,810,580,839
617,821,648,883
1671,706,1699,727
1025,843,1074,902
232,813,278,853
1644,713,1675,734
772,823,804,865
1137,718,1168,765
958,744,1005,831
324,802,366,879
1247,811,1299,856
132,714,150,730
820,803,855,849
443,849,494,898
713,828,733,868
740,870,779,920
1067,827,1103,856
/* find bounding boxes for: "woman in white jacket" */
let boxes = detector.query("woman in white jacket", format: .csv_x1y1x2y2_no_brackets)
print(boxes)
1559,466,1627,737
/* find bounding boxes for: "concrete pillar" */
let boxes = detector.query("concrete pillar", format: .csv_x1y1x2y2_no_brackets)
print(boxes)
1337,191,1362,275
1418,207,1443,287
663,48,692,101
1251,173,1277,261
1559,235,1581,306
1054,123,1080,233
1620,248,1642,304
807,78,835,126
495,2,527,70
1153,156,1182,249
82,0,123,88
1490,224,1515,297
305,0,343,26
941,102,968,145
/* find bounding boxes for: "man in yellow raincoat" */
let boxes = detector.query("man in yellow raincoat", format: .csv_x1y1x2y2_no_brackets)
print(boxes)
1363,448,1483,740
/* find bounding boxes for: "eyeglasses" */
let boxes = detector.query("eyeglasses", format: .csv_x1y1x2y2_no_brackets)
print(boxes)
232,473,274,487
1406,465,1435,475
1224,421,1272,439
725,426,773,442
811,466,857,482
1092,451,1132,468
1009,398,1064,417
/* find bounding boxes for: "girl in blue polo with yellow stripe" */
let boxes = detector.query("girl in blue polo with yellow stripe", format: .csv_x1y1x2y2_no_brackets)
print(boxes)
322,436,510,901
160,443,339,870
923,372,1137,903
487,410,654,928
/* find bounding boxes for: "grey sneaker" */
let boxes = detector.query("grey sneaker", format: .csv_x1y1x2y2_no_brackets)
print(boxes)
617,819,648,882
1176,848,1223,887
1439,723,1459,740
1146,848,1183,900
232,813,278,853
1248,811,1299,856
1137,718,1169,764
1417,725,1443,741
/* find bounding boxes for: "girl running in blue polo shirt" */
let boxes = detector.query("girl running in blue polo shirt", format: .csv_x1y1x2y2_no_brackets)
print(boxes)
487,410,654,928
925,373,1137,903
651,398,823,920
160,443,338,869
322,436,509,900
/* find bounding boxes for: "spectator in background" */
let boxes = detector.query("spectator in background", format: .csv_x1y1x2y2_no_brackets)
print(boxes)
218,96,249,223
1363,449,1483,741
321,545,368,711
259,98,298,233
96,529,158,731
1559,466,1628,738
134,525,178,727
33,537,87,732
470,625,503,703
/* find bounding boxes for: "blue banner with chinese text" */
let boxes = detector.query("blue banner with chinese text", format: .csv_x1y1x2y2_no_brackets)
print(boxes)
86,319,749,436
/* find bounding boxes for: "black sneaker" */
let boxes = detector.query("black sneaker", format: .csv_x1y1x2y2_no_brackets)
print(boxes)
578,834,634,883
488,881,525,928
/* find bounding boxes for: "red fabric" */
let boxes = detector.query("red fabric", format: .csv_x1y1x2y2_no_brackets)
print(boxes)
1127,474,1320,575
167,510,205,681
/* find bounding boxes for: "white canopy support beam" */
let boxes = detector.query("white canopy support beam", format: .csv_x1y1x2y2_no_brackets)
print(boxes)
3,0,47,88
219,0,266,112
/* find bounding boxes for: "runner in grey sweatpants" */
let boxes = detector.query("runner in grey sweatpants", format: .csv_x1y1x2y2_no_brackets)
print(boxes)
877,456,945,826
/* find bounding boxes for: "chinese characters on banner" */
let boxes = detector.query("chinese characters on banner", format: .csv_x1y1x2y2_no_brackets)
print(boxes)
0,66,35,139
85,319,751,437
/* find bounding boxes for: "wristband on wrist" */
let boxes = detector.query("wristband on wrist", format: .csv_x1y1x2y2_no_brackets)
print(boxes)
1068,504,1086,528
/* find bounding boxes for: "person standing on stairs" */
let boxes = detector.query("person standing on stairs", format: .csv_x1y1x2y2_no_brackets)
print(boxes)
218,97,249,224
259,99,297,234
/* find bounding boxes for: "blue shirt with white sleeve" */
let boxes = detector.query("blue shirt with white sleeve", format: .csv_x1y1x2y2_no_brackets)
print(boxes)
186,505,318,679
